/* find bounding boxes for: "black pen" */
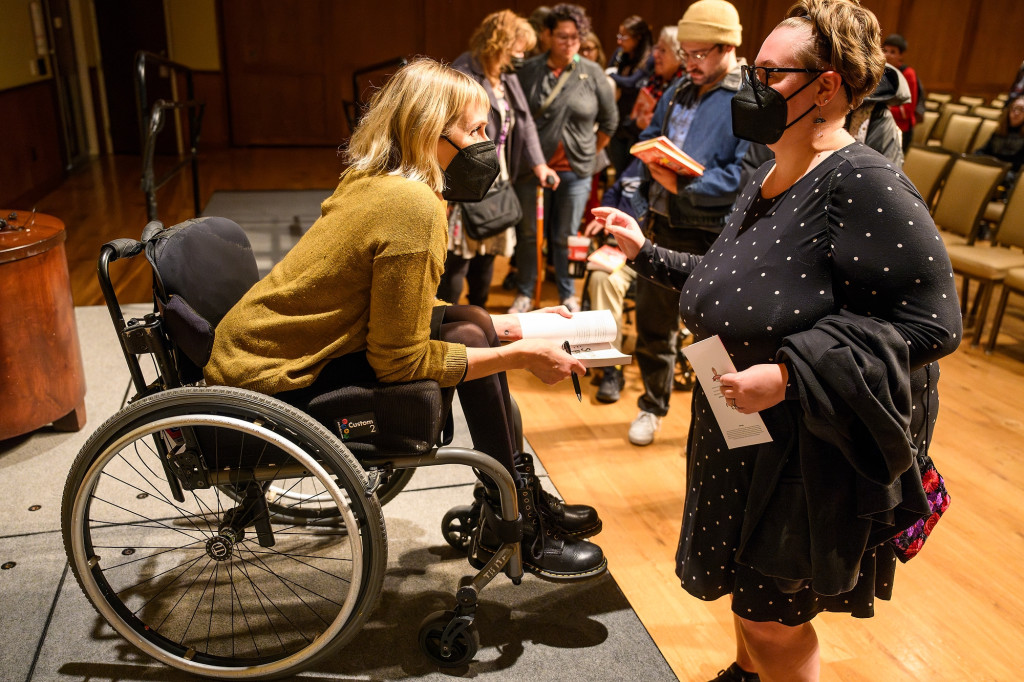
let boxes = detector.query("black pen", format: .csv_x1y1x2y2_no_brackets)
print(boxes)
562,340,582,402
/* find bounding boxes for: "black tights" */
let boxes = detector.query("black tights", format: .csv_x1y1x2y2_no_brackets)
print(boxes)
439,304,521,485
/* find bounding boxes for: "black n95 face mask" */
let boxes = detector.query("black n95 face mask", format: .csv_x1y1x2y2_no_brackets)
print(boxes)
441,136,500,202
731,66,823,145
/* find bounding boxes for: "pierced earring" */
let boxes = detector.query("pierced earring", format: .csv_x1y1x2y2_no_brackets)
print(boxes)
814,105,826,125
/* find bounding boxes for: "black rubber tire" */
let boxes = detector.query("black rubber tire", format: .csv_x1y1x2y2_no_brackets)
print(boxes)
61,386,387,680
418,610,479,668
440,505,477,551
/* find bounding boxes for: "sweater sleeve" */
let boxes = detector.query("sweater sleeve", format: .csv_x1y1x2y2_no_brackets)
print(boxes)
628,239,702,292
365,197,467,387
827,163,962,368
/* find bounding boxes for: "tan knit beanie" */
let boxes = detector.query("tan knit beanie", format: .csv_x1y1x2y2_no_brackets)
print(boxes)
677,0,743,46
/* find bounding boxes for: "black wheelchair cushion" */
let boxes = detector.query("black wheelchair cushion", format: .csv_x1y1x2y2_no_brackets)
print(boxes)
145,216,259,329
304,381,452,459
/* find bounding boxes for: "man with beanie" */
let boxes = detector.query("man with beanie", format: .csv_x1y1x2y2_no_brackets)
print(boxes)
626,0,750,446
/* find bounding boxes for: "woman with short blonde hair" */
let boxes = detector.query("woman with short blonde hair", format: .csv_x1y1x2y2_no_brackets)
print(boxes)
345,59,489,194
209,58,608,583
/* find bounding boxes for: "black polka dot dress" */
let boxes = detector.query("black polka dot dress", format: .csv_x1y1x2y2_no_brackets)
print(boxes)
632,143,962,625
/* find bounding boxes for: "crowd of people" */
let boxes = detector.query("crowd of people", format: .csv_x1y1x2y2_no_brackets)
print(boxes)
203,1,1004,680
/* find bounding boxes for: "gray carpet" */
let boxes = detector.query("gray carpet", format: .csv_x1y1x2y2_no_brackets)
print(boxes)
202,190,333,277
0,304,677,681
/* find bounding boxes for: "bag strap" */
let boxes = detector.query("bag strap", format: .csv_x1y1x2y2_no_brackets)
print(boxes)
534,56,578,119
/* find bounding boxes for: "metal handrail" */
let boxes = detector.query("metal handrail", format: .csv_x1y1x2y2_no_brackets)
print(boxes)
344,56,408,131
135,51,205,222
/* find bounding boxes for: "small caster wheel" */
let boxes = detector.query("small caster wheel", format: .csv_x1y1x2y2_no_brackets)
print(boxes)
441,505,477,550
418,609,479,667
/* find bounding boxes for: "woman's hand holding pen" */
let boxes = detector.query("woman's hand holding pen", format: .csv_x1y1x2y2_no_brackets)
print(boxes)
590,207,646,259
514,338,586,385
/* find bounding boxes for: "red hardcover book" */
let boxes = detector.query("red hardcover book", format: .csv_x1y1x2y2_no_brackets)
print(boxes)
630,136,704,176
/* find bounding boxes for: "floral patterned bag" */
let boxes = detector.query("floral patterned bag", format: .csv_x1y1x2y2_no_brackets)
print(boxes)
891,454,950,562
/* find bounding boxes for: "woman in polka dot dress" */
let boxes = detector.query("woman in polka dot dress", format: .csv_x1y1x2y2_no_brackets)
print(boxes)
593,1,962,681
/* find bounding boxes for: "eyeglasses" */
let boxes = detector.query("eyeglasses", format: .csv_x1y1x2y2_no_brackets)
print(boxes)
553,32,580,44
742,64,825,86
616,33,633,41
580,45,597,54
679,45,722,63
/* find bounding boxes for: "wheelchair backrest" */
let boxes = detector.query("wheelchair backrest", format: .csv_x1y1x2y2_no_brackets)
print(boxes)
144,217,259,378
146,217,259,326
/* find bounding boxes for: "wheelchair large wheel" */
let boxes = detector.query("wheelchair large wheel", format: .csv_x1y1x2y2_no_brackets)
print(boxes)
61,386,387,680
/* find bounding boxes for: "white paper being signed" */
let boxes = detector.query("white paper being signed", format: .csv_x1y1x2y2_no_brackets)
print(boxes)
682,335,773,449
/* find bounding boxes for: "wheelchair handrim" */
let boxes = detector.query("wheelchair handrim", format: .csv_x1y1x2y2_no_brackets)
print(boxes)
70,414,365,678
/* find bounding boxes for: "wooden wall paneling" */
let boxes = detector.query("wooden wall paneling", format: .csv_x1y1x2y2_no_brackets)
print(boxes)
175,70,229,148
337,0,422,137
860,0,904,40
222,0,337,145
740,0,796,61
421,0,512,64
0,82,65,207
960,0,1024,96
902,0,973,93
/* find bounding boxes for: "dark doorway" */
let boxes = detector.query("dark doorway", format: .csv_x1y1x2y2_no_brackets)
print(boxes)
93,0,174,155
43,0,90,169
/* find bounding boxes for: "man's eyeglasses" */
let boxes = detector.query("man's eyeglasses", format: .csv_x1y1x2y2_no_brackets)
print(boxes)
742,64,825,86
679,45,722,63
553,32,580,44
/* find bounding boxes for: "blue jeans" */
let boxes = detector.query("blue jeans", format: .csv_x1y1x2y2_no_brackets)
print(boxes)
514,169,592,301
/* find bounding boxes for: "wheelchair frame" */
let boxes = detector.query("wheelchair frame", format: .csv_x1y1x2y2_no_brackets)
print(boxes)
60,233,529,678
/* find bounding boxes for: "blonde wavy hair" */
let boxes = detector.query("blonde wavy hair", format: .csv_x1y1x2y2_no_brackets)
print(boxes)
781,0,885,110
469,10,536,75
344,58,489,193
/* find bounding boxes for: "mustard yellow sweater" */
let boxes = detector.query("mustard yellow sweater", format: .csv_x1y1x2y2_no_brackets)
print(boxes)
204,171,468,394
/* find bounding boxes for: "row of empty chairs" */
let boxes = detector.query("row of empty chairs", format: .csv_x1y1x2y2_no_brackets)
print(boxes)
913,104,1000,153
925,91,1008,111
902,145,1024,350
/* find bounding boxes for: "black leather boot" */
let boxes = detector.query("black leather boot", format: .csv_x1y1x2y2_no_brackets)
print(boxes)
515,452,602,538
470,478,607,581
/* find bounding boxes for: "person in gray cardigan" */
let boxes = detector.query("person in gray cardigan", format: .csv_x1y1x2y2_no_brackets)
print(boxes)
509,3,617,314
439,10,559,308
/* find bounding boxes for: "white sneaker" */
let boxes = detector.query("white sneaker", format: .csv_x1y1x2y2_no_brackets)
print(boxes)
628,410,661,446
560,296,581,313
507,294,533,314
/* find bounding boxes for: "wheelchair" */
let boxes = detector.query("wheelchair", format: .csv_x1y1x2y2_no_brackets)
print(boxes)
60,216,532,679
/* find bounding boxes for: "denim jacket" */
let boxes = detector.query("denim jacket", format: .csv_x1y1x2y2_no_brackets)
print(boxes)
632,60,749,232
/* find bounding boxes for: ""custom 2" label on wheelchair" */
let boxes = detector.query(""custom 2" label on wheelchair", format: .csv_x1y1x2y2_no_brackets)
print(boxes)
335,413,377,441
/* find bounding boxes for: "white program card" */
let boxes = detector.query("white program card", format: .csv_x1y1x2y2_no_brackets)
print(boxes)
682,335,773,449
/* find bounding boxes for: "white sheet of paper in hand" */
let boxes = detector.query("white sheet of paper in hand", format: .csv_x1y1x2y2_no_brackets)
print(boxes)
682,335,773,449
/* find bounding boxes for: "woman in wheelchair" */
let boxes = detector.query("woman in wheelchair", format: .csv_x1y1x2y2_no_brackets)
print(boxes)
204,58,606,582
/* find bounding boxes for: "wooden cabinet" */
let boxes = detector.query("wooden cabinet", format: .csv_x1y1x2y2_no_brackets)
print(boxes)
0,210,86,440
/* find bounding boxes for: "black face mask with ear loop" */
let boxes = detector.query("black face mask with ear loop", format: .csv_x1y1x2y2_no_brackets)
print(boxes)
731,67,824,145
440,135,500,202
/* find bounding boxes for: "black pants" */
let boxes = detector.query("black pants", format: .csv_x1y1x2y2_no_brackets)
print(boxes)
438,252,496,308
634,215,717,417
275,305,520,484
